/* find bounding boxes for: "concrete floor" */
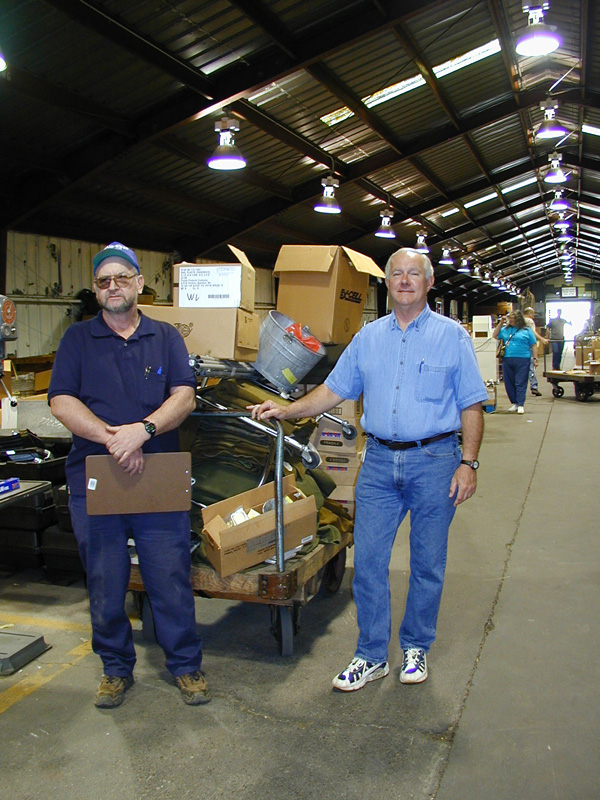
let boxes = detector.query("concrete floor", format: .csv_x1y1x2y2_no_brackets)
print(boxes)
1,385,598,800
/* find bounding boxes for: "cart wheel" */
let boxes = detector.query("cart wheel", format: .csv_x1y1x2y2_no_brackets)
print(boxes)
341,423,357,441
320,548,347,596
301,449,321,469
552,385,564,398
269,606,295,656
574,383,592,402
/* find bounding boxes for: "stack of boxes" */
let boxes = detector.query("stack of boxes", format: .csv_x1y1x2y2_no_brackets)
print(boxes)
143,244,261,361
574,336,600,373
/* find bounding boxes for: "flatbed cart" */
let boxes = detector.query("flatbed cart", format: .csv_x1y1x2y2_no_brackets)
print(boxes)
543,369,600,401
128,417,353,657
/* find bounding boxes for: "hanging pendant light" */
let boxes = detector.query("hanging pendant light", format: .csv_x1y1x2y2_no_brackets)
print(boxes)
0,47,6,72
374,206,396,238
515,4,561,57
544,151,567,184
415,231,429,253
535,98,568,141
548,190,574,213
207,117,246,170
553,213,571,231
457,257,471,274
439,248,454,266
314,175,341,214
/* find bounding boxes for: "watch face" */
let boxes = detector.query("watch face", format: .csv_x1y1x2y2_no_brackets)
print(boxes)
144,421,156,437
472,460,479,469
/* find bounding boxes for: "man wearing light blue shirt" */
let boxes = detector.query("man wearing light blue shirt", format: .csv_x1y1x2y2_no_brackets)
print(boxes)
250,248,487,692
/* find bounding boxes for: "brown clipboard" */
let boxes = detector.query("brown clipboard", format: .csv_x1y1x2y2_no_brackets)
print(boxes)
85,452,192,515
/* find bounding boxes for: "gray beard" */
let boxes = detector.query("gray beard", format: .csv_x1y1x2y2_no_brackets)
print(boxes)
101,296,135,314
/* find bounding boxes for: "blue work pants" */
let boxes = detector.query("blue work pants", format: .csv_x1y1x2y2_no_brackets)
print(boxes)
69,495,202,677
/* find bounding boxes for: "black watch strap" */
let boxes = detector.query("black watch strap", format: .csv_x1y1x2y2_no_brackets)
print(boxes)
142,420,156,438
460,459,479,470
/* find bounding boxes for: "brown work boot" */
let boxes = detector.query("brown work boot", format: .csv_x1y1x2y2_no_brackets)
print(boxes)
174,671,211,705
95,674,134,708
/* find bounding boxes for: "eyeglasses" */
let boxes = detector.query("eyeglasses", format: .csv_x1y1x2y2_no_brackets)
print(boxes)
94,273,138,290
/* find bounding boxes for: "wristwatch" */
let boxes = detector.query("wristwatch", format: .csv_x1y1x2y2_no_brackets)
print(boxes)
460,459,479,470
142,420,157,438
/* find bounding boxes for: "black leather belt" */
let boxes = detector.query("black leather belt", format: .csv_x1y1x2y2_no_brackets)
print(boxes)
367,431,456,450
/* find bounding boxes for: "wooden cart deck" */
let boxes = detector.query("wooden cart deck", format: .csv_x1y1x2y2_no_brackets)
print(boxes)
543,370,600,400
129,529,352,605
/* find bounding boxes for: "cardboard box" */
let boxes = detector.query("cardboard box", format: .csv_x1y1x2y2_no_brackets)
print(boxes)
319,452,362,486
326,398,363,420
274,245,385,344
142,306,259,361
201,475,317,577
173,245,255,312
310,419,365,454
329,485,355,517
34,369,52,393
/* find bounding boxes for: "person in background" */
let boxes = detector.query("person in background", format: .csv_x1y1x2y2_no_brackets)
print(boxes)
249,248,487,692
493,310,537,414
48,242,208,709
523,307,549,397
547,308,570,370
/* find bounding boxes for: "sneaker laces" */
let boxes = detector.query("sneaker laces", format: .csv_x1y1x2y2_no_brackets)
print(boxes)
403,648,425,673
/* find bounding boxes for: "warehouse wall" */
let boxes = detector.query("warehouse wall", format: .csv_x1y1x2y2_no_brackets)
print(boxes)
5,232,379,359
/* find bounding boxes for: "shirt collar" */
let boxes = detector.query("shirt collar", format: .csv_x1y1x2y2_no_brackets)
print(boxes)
90,310,152,339
389,303,432,332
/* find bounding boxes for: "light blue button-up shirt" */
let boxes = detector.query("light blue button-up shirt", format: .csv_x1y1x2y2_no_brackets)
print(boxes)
325,305,488,441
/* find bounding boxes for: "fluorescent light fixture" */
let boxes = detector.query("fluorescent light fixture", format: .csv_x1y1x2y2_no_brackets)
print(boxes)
439,248,454,266
502,233,525,244
501,176,538,194
464,192,497,209
375,206,396,238
320,39,501,127
441,207,460,217
582,123,600,137
515,5,561,57
314,175,341,214
207,117,246,170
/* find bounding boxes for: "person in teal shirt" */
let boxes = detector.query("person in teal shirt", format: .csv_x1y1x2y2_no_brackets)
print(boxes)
493,310,537,414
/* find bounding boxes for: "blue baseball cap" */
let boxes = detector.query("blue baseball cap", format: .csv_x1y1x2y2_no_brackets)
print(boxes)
93,242,140,274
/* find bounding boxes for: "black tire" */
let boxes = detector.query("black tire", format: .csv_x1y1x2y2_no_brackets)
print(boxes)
552,385,564,398
270,606,295,656
320,548,347,596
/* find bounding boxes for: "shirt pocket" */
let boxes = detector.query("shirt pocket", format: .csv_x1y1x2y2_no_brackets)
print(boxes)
142,372,168,412
415,364,451,403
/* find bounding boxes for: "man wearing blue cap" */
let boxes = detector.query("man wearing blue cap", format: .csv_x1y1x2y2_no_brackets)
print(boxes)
49,242,208,709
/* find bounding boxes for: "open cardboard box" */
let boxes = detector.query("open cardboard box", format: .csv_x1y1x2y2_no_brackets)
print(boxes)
173,245,256,312
274,245,385,344
201,474,317,577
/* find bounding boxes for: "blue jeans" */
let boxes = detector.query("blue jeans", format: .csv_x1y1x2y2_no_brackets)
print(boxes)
502,357,530,406
352,435,460,662
529,356,538,391
69,495,202,677
551,341,564,370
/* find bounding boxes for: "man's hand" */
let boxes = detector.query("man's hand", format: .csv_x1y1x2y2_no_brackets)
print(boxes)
105,423,148,467
248,400,288,421
449,464,477,507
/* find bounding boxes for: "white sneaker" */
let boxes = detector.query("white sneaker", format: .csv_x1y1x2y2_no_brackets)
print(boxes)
517,406,525,414
508,404,517,412
332,657,389,692
400,648,428,684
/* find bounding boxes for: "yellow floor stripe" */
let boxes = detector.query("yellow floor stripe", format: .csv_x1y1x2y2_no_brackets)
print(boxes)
0,612,92,633
0,640,93,715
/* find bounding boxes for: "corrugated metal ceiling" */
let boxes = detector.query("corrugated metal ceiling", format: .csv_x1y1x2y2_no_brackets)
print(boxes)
1,0,599,302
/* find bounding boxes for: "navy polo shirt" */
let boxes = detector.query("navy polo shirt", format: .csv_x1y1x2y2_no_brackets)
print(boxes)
48,311,196,496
